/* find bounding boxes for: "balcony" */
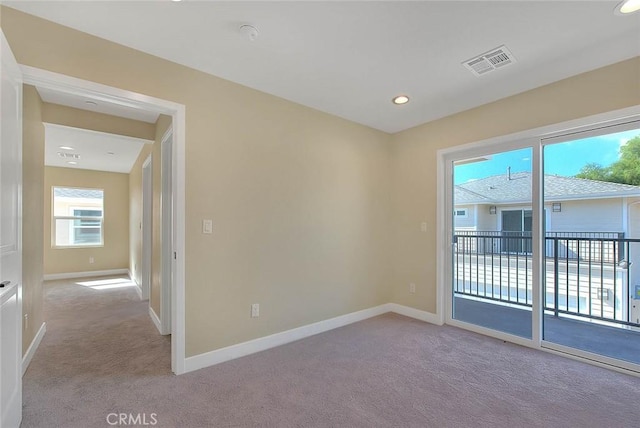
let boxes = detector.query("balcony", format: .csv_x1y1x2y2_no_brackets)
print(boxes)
453,231,640,365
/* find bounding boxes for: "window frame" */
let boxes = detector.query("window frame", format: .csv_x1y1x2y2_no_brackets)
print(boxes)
52,186,105,248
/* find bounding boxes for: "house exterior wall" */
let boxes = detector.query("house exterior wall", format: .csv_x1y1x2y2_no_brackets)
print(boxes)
476,205,498,231
453,204,476,230
546,199,624,233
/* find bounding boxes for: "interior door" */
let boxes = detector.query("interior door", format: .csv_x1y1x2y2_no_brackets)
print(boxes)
0,30,23,428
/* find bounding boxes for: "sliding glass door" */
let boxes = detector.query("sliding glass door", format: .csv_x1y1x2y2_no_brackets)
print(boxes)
451,147,534,339
542,124,640,366
445,115,640,372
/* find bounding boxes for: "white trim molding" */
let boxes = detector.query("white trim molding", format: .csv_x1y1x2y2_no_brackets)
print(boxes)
389,303,442,325
185,304,392,373
43,269,128,281
22,322,46,375
149,307,163,335
128,270,143,301
184,303,442,374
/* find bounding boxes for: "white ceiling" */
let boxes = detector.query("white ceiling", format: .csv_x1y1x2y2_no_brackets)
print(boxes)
7,1,640,133
37,86,160,124
44,123,153,174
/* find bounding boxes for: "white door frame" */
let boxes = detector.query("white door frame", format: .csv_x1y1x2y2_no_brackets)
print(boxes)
141,155,152,301
160,128,173,335
437,105,640,377
21,65,187,375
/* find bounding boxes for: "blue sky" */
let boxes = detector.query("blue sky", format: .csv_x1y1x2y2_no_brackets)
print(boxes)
454,128,640,184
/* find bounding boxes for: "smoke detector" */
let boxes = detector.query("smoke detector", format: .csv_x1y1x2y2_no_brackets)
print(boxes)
463,45,516,76
239,24,259,42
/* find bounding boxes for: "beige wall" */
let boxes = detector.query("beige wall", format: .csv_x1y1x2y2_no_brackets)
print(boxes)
390,57,640,313
44,167,129,275
42,102,155,140
1,8,392,357
4,7,638,360
22,85,45,354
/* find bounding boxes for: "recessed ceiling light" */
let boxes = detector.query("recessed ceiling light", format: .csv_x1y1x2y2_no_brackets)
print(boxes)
85,100,98,107
392,95,410,105
615,0,640,14
67,161,78,165
59,146,75,150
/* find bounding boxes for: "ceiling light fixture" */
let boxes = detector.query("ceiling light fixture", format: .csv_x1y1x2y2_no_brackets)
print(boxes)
107,152,115,155
615,0,640,14
392,95,410,105
59,146,75,150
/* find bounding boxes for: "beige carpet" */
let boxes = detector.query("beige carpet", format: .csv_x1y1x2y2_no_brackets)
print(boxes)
22,276,640,427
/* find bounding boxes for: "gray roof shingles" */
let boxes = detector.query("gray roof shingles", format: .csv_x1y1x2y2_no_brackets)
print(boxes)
455,171,640,204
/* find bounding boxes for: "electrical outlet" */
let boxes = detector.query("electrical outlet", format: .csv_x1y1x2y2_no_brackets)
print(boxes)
24,313,28,330
89,256,95,264
409,283,416,293
421,222,427,232
251,303,259,318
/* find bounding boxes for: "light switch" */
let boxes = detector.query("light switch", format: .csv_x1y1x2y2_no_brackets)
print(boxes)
202,219,213,234
421,222,427,232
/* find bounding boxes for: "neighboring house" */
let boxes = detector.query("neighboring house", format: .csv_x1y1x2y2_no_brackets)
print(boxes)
454,171,640,239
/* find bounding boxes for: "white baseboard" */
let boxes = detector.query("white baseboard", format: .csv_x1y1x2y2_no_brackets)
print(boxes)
184,304,392,374
149,306,163,334
23,322,46,375
389,303,443,325
44,269,128,281
127,270,143,300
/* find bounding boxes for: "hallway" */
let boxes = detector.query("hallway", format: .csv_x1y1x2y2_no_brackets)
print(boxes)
22,276,171,427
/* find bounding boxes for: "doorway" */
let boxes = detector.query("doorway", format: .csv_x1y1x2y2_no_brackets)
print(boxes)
21,65,186,374
501,209,532,254
441,111,640,374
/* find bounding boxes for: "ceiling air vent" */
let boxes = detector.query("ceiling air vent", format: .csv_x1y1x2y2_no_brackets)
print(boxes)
57,152,80,159
463,45,516,76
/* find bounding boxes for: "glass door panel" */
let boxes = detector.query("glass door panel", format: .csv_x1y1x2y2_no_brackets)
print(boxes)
452,147,533,339
542,126,640,365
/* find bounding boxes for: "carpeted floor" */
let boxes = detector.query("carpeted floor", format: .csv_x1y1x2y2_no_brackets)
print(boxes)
22,276,640,428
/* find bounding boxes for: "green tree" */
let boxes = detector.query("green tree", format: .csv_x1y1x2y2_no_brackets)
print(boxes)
609,136,640,185
575,136,640,185
575,162,611,182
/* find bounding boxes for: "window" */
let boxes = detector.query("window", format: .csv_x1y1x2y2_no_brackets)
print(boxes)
53,187,104,247
453,209,468,218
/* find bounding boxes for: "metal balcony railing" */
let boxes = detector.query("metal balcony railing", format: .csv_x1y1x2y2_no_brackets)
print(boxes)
453,231,640,327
